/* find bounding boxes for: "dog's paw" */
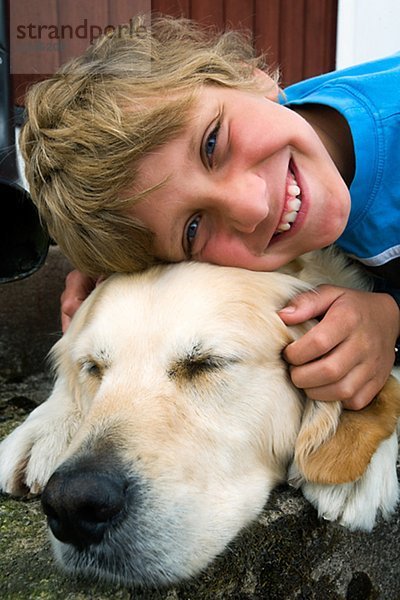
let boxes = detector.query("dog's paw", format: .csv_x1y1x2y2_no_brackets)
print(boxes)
300,432,399,531
0,389,80,496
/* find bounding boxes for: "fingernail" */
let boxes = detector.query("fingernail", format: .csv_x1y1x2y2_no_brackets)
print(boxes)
279,306,296,314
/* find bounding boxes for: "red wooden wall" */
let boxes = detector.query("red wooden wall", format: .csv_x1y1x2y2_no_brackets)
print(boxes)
152,0,338,85
9,0,338,104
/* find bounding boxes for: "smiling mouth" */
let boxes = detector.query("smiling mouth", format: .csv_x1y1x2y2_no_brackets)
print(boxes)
274,167,302,236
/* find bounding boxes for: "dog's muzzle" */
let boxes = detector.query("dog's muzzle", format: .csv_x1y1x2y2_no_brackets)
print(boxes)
39,449,210,586
41,454,131,550
42,450,135,549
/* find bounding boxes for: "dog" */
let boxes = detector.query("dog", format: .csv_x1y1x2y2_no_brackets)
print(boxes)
0,249,399,586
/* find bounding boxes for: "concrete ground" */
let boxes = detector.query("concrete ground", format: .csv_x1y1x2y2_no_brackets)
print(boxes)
1,248,399,599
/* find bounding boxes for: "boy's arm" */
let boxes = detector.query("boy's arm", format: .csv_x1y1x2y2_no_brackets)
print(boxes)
279,286,400,410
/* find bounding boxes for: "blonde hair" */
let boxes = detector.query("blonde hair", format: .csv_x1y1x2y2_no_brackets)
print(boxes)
20,15,277,276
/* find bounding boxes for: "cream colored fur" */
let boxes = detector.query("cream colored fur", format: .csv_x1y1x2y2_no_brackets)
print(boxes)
0,248,399,585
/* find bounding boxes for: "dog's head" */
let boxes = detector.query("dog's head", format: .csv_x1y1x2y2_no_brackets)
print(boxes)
39,262,399,585
41,263,311,584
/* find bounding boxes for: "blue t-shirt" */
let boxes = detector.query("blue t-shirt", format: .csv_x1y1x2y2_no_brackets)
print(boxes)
282,54,400,290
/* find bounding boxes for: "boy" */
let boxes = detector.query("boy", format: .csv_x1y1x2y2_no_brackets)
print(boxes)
20,16,400,411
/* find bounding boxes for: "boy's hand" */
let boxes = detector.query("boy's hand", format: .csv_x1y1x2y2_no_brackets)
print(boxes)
278,286,400,410
61,270,100,333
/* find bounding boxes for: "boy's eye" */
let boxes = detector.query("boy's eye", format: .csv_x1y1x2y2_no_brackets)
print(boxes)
185,215,201,254
203,122,220,168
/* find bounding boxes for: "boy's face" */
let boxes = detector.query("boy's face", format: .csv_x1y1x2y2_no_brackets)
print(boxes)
130,79,350,271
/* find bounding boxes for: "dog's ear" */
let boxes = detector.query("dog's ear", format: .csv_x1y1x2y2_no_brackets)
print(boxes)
292,375,400,485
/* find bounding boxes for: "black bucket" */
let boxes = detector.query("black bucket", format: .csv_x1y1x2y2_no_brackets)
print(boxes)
0,0,49,283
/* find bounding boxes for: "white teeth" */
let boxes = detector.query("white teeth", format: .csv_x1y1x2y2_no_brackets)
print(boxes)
276,223,291,233
288,184,301,197
288,198,301,212
282,210,298,224
274,171,302,236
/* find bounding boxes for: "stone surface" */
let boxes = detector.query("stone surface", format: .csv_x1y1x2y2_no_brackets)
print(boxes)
0,250,399,599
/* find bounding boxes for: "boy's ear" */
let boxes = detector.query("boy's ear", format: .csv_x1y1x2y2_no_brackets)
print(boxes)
253,68,280,101
293,375,400,486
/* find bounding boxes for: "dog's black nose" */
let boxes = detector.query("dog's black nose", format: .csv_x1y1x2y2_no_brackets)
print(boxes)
41,465,128,548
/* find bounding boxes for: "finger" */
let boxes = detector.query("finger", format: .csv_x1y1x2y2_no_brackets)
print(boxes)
300,364,388,410
284,307,355,366
61,312,72,334
61,294,83,333
64,270,96,301
61,288,86,318
305,378,378,410
278,285,345,325
288,340,359,389
301,364,369,405
340,379,381,410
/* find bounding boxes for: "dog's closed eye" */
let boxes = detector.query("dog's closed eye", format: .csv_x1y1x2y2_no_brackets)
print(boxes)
79,349,112,379
168,344,237,381
80,359,105,378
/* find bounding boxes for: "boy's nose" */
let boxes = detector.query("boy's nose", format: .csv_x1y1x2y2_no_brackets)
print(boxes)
230,218,258,234
217,183,269,235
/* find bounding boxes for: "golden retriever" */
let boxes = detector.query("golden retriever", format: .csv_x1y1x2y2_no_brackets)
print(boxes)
0,249,399,586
